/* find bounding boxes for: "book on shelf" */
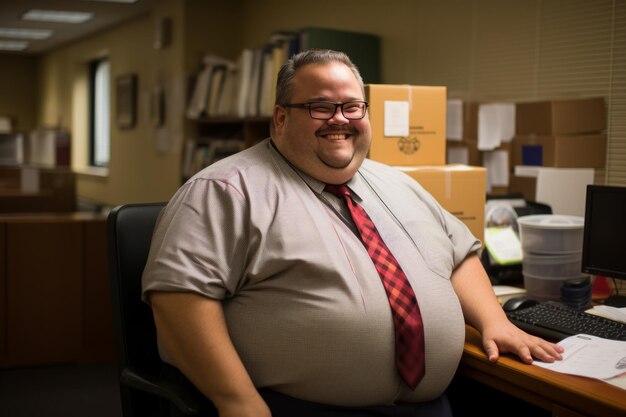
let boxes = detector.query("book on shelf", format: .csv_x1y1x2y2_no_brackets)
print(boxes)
268,30,299,59
187,27,380,121
184,139,245,179
257,31,299,117
234,48,255,118
182,140,196,179
257,45,276,117
206,65,226,117
215,62,238,117
186,54,232,119
245,48,263,117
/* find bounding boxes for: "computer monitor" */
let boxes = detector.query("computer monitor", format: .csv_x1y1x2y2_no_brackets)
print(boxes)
581,184,626,307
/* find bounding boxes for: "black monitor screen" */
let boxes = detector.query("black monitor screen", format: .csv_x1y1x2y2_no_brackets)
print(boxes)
582,185,626,282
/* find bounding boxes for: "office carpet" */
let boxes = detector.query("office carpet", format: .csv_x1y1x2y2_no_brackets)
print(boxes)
0,362,122,417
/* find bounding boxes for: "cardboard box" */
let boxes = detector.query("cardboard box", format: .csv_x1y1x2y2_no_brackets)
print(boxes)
396,164,486,242
515,97,606,135
366,84,446,166
510,166,594,217
511,134,606,168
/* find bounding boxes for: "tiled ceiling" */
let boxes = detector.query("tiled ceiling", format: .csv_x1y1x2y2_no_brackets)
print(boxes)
0,0,157,54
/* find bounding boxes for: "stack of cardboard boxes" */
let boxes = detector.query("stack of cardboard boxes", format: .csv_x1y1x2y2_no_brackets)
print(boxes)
509,97,606,216
446,100,518,196
443,97,607,217
365,85,487,241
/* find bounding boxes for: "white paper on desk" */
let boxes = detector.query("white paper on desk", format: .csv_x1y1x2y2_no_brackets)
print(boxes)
586,305,626,324
533,334,626,380
605,373,626,390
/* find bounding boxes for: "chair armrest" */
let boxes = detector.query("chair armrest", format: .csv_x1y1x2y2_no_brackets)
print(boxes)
120,367,201,415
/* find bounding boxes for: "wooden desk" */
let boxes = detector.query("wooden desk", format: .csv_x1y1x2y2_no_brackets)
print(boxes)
460,325,626,417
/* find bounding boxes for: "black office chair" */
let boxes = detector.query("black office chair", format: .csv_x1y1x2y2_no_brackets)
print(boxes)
107,202,201,417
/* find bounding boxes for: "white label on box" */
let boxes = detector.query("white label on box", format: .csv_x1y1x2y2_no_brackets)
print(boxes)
384,101,409,137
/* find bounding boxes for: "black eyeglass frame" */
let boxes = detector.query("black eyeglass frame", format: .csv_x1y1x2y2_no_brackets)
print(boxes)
282,101,369,120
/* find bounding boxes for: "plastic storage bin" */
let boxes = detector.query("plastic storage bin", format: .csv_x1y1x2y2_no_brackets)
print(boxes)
521,251,583,278
517,214,584,254
524,272,590,301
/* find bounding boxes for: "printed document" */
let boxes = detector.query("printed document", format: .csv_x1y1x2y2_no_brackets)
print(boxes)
533,334,626,381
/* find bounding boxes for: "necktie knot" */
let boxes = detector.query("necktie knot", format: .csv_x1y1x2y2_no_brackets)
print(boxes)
325,184,351,200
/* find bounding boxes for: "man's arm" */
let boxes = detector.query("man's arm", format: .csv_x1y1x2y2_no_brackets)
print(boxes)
450,253,563,364
150,292,271,417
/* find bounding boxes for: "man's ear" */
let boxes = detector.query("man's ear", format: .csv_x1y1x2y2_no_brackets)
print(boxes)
272,105,286,137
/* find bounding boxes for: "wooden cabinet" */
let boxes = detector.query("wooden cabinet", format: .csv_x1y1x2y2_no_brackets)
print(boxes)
0,213,114,368
0,165,76,213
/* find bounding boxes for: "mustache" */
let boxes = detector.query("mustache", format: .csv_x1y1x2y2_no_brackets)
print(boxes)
316,125,358,136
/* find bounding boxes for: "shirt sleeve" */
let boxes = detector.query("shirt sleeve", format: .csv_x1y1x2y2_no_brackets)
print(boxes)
141,177,249,303
394,169,482,268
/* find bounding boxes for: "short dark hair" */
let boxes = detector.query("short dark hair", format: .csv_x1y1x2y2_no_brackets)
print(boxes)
274,49,364,106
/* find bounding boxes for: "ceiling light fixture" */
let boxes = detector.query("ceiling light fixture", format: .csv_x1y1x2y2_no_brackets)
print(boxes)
0,41,29,51
82,0,138,3
22,9,94,24
0,28,53,40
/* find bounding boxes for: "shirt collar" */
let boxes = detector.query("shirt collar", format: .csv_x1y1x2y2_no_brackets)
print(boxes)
268,138,365,199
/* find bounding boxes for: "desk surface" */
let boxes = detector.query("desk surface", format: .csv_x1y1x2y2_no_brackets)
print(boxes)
462,325,626,417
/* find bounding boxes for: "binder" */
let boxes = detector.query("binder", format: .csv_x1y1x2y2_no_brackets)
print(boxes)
299,27,381,84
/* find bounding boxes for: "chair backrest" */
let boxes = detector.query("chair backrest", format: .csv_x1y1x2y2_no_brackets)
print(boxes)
107,202,167,416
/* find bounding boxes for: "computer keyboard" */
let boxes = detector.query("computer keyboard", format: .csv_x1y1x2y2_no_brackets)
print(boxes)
505,301,626,342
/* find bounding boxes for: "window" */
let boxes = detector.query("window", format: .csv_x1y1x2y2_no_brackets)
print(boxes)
89,58,110,167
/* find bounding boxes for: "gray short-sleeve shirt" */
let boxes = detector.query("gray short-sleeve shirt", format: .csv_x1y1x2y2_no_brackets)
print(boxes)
142,139,481,407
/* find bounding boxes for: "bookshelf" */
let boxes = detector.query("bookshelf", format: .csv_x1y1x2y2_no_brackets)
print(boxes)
182,117,269,182
182,27,381,183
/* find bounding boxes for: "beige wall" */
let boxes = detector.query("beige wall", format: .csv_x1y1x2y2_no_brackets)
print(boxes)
34,0,245,206
39,1,186,205
242,0,624,186
0,55,39,132
3,0,624,207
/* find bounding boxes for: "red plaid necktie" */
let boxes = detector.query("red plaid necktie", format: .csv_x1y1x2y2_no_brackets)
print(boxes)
325,184,425,389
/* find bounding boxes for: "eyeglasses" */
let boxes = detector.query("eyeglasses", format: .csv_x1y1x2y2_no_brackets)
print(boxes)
282,101,369,120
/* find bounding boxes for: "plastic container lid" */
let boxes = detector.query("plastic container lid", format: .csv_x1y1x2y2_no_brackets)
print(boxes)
517,214,584,230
